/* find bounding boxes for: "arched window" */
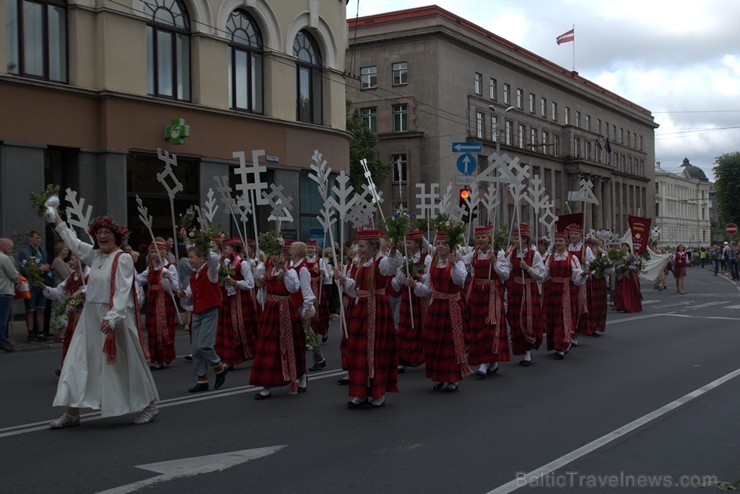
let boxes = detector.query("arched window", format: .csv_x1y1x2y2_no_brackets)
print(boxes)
6,0,67,82
227,10,263,113
143,0,190,100
293,30,322,124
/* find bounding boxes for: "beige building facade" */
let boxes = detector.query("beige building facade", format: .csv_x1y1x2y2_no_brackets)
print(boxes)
347,6,657,234
654,159,712,248
1,0,350,248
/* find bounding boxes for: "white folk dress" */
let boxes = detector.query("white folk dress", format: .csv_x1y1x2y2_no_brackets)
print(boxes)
53,223,159,417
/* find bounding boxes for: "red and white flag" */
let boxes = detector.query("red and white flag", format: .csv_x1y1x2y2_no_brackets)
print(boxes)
556,28,575,45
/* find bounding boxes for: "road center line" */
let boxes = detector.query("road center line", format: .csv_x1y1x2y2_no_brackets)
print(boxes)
486,368,740,494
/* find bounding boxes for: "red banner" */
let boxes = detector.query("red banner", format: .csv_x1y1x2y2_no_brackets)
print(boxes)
628,215,651,256
556,212,583,233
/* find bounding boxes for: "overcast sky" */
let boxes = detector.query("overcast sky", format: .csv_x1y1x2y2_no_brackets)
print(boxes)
348,0,740,180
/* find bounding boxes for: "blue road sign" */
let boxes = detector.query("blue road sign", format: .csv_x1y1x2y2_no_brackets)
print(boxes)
452,141,482,153
456,153,476,174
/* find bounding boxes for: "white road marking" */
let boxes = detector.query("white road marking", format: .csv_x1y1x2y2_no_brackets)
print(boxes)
641,300,660,305
653,301,693,308
724,305,740,309
682,301,729,310
97,446,286,494
605,314,661,325
487,368,740,494
0,369,346,439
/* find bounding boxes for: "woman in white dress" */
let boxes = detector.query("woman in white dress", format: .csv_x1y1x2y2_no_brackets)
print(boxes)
48,207,159,428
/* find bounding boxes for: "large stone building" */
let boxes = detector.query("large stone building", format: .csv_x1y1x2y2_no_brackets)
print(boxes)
654,158,712,248
1,0,350,248
347,6,657,234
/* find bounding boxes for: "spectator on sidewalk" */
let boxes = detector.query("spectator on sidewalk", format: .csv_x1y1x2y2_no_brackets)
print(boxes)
18,230,52,342
699,247,707,268
0,238,19,352
728,241,739,281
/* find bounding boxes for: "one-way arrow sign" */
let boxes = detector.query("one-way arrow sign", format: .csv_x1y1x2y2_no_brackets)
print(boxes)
452,142,482,153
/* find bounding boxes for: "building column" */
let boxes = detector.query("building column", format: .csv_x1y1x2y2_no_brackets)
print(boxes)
0,142,46,236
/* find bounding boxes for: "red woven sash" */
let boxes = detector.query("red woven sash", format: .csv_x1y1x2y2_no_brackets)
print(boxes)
267,294,297,393
431,290,471,376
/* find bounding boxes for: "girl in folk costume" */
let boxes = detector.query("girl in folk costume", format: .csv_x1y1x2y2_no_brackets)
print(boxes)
672,244,689,295
614,243,643,313
136,241,179,370
249,241,310,400
543,231,588,360
48,208,159,427
336,241,360,386
506,225,546,367
43,254,89,375
567,225,594,348
413,227,470,392
581,238,610,335
244,239,266,312
334,229,403,408
461,225,511,377
393,229,428,373
215,238,257,369
305,240,331,350
287,241,320,376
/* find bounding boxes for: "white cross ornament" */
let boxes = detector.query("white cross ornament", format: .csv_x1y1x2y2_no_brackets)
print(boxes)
64,188,94,240
156,149,184,199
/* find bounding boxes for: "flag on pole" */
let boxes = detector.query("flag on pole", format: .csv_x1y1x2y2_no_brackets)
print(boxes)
556,28,575,45
604,137,612,154
595,135,604,151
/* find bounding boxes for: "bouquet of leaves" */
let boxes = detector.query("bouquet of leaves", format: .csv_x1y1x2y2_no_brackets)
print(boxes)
402,257,427,279
436,220,466,250
259,231,284,258
585,256,613,280
383,209,413,253
492,221,509,251
607,246,627,265
218,261,236,286
178,206,197,231
186,221,221,257
304,319,320,351
52,294,84,319
29,184,61,218
21,257,47,286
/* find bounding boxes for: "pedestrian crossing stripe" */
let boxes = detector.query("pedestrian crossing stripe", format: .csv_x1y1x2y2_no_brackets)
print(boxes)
724,305,740,309
642,300,659,305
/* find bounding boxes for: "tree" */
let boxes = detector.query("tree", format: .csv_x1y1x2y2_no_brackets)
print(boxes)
713,152,740,225
346,102,391,192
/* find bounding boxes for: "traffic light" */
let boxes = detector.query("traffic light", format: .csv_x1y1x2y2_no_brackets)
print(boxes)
459,188,471,223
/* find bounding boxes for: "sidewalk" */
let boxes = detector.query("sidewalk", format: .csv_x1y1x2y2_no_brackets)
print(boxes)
4,317,61,353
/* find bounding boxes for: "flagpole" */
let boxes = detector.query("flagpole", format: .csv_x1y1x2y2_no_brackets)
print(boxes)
572,24,575,71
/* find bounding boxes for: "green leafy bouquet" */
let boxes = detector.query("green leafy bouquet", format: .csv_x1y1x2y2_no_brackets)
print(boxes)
29,184,61,218
258,231,284,258
402,257,427,279
218,262,236,286
21,257,46,286
383,208,413,253
492,221,509,251
52,294,84,319
186,220,223,257
436,219,466,250
585,256,613,280
304,319,320,351
178,207,197,231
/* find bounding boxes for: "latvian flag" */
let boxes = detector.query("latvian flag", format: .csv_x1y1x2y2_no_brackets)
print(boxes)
556,28,575,45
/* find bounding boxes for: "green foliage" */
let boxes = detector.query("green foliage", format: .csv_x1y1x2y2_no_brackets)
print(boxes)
258,231,284,258
713,152,740,225
29,184,61,218
346,103,391,191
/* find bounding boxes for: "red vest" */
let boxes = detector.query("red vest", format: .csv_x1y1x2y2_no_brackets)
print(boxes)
190,265,222,314
290,259,308,308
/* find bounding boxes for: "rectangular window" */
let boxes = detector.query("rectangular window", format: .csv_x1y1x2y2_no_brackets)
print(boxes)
530,128,537,149
491,115,498,142
516,88,523,109
585,115,591,131
551,102,558,121
393,104,408,132
586,141,592,160
489,78,497,100
564,107,570,125
574,137,581,158
503,83,511,104
48,5,67,82
597,118,601,135
518,124,525,149
392,62,407,85
575,111,581,128
474,72,482,95
620,127,624,143
360,107,377,132
640,135,644,150
540,97,547,117
626,130,631,147
529,93,535,113
476,111,485,139
554,135,560,156
542,131,549,154
391,154,408,183
361,66,377,89
505,121,513,146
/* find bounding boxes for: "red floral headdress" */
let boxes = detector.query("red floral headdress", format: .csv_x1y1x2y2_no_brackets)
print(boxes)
88,216,130,242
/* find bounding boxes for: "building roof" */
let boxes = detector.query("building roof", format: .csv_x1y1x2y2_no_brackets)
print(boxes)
680,158,709,182
348,5,653,118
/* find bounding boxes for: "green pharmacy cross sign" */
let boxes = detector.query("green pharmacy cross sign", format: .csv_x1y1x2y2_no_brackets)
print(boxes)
164,118,191,145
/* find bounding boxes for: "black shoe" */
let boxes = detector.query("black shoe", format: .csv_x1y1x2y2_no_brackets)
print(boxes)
553,352,565,360
519,359,532,367
184,354,193,361
442,383,459,393
1,344,14,353
309,359,326,371
475,370,486,379
54,368,61,376
321,335,329,343
346,399,367,409
36,333,48,342
337,377,349,385
368,400,386,409
26,333,36,343
487,364,499,375
297,376,308,393
188,382,209,393
214,366,227,389
255,392,271,401
397,366,406,374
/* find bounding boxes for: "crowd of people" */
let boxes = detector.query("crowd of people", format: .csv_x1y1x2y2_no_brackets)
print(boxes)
2,202,738,427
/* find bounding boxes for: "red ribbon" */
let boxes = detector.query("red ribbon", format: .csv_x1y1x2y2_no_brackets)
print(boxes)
267,294,297,394
354,288,386,383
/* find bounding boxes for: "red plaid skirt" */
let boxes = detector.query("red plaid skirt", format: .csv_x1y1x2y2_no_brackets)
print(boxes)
397,286,425,368
423,295,467,383
542,280,576,352
583,277,608,334
215,290,255,366
466,279,509,364
248,296,306,388
311,283,330,337
507,278,544,355
144,290,177,365
615,272,642,313
346,292,398,398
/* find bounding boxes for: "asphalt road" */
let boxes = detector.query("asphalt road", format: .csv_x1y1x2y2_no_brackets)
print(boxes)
1,267,738,493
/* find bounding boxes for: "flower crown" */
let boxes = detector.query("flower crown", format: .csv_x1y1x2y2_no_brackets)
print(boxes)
88,216,129,242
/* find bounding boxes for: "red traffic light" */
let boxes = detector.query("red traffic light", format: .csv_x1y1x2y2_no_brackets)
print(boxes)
459,189,470,200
